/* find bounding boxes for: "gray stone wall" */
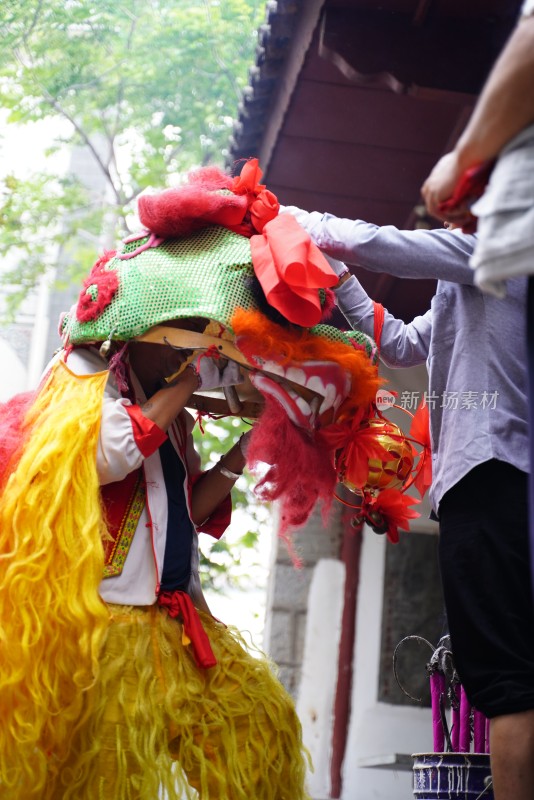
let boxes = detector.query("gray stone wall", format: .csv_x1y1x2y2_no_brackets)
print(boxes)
264,501,345,695
378,529,445,707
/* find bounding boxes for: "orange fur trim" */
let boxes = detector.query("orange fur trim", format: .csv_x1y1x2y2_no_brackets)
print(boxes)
231,308,381,411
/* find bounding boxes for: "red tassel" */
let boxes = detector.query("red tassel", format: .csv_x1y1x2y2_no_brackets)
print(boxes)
410,400,432,498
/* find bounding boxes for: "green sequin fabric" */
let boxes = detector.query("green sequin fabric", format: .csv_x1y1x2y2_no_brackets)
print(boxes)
64,226,256,344
310,324,379,364
63,223,379,366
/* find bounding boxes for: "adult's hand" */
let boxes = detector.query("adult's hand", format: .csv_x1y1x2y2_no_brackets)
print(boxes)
421,150,468,223
278,204,312,228
140,365,199,432
194,354,244,391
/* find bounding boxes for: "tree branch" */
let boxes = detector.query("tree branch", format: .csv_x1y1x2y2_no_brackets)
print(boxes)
202,0,242,102
13,45,125,206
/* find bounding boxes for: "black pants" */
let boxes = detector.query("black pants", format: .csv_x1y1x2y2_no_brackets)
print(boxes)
528,276,534,596
439,460,534,718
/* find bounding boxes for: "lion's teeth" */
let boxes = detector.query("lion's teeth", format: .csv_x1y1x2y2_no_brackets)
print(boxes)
296,396,312,417
306,376,326,395
319,383,338,414
286,367,306,385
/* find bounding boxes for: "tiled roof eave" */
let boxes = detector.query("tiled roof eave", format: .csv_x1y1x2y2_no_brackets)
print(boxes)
227,1,304,166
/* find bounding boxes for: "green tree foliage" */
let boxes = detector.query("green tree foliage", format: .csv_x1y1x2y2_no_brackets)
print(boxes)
0,0,270,594
0,0,264,301
193,415,269,594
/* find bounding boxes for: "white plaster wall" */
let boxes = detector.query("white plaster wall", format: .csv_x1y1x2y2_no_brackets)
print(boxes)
26,276,53,388
0,274,53,400
297,558,345,799
341,528,432,800
0,338,27,401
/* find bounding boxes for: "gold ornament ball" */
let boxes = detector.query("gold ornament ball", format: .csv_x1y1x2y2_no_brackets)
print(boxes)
364,418,414,491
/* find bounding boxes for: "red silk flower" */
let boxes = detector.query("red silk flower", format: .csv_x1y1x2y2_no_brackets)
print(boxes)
233,159,338,326
319,411,392,490
363,489,421,544
231,158,280,234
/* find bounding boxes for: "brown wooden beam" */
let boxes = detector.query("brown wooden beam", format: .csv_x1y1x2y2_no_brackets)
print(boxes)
319,7,518,96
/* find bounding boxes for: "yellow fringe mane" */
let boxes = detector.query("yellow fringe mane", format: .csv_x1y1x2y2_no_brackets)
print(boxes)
40,607,311,800
0,358,110,797
0,358,311,799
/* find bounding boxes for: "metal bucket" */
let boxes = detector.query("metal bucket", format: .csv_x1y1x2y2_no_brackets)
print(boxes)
412,752,493,799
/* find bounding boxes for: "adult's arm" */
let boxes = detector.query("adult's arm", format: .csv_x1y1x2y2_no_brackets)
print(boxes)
189,438,246,528
95,367,201,484
335,274,431,369
422,12,534,218
295,211,476,284
132,370,247,527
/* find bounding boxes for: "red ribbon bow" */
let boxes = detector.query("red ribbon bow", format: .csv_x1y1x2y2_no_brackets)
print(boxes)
232,158,338,327
157,590,217,669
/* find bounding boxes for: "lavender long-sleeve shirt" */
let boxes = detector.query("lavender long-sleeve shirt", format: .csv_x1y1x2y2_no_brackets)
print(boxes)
306,212,528,512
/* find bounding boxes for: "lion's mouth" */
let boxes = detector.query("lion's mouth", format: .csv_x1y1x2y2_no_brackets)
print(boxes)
250,359,350,430
135,324,352,428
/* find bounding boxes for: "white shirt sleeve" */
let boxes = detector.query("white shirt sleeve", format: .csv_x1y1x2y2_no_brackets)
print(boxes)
522,0,534,16
97,396,147,483
63,347,149,484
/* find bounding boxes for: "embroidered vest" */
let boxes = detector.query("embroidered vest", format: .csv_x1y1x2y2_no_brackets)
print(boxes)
101,468,146,578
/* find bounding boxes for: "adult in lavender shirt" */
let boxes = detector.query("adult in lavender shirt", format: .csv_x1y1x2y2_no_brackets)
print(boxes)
420,4,534,798
282,207,533,799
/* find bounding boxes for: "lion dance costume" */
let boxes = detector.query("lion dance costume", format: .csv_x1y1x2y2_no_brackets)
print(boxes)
0,161,385,799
